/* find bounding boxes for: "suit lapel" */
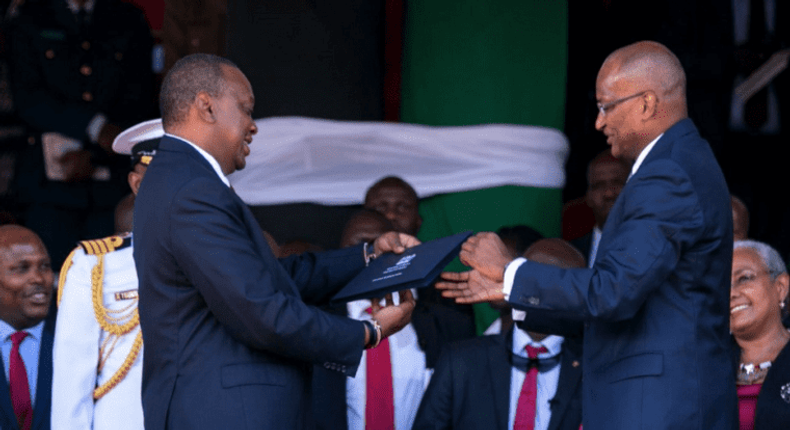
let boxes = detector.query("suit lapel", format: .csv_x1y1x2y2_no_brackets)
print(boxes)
547,338,583,430
0,353,18,429
32,304,57,430
488,330,512,430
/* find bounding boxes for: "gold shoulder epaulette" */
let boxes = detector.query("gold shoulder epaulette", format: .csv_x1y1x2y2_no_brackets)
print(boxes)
79,235,131,256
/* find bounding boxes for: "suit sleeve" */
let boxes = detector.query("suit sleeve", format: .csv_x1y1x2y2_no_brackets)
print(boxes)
277,245,366,305
510,159,705,322
412,346,455,430
52,250,101,430
169,178,365,372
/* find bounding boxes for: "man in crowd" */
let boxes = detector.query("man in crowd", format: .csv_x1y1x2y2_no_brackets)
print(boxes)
312,210,475,430
438,41,736,429
133,54,417,430
414,239,584,430
364,176,422,236
6,0,154,269
0,225,56,430
571,150,629,266
52,118,164,430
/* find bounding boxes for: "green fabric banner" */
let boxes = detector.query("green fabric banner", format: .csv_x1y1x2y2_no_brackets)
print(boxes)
403,2,568,334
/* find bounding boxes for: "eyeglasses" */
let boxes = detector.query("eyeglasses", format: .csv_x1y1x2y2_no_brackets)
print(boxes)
596,91,647,116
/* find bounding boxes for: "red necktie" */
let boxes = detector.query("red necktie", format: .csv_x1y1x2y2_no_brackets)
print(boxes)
513,345,548,430
10,331,32,430
365,309,394,430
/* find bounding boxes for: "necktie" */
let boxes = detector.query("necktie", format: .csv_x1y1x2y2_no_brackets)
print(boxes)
513,345,548,430
744,0,768,130
10,331,32,430
365,309,394,430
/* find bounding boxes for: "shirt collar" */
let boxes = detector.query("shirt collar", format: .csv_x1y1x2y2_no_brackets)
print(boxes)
165,133,231,187
630,133,663,177
0,318,45,343
512,327,563,358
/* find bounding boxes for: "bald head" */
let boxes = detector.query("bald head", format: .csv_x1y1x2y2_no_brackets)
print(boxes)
595,41,688,161
0,225,53,330
731,195,749,241
340,210,394,248
523,238,586,269
0,225,44,251
600,41,686,107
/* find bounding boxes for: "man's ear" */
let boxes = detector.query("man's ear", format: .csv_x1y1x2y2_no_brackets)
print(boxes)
641,90,658,120
195,91,216,123
128,164,147,195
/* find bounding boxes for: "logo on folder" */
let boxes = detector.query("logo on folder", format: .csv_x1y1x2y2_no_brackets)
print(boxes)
383,254,416,275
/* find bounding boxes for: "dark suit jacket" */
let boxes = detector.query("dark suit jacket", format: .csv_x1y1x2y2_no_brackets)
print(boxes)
509,119,736,429
412,328,583,430
732,338,790,428
0,302,57,430
310,301,475,430
134,136,370,430
569,231,592,266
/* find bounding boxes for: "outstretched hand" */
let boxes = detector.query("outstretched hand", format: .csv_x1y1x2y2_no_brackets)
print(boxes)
373,232,420,255
369,289,416,338
459,232,514,282
435,270,505,304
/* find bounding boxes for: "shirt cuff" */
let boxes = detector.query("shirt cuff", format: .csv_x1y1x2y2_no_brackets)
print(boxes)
86,113,107,144
504,257,527,321
502,257,526,300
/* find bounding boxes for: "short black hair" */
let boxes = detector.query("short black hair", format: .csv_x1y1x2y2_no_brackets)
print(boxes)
364,176,419,204
159,54,238,128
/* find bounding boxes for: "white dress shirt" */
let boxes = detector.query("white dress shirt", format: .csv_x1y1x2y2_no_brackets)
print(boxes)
345,292,431,430
508,331,564,430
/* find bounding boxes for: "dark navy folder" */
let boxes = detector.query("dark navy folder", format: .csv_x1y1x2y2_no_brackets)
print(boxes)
330,231,473,304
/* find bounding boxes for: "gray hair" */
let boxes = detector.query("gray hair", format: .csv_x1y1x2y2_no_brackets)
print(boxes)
159,54,237,128
734,239,787,280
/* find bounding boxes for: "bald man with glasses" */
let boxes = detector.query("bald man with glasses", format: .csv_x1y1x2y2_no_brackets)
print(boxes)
438,41,736,430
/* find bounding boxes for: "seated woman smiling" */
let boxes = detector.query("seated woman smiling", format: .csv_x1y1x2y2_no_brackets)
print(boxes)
731,240,790,429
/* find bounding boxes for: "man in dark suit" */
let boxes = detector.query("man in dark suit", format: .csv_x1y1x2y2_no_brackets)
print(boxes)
133,54,417,430
6,0,154,269
311,210,475,430
0,225,56,430
414,238,584,430
571,150,629,267
438,41,736,429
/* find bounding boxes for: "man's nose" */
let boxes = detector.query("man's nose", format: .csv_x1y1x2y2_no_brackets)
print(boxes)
31,267,47,284
595,112,605,131
250,122,258,135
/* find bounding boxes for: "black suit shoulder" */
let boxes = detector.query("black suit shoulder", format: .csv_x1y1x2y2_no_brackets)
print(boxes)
754,340,790,428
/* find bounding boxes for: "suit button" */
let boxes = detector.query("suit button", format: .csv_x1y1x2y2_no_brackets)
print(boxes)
80,65,92,76
82,91,93,102
82,40,90,50
527,297,540,306
45,49,55,59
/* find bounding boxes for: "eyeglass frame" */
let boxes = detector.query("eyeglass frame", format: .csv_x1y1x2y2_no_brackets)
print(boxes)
596,91,647,117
